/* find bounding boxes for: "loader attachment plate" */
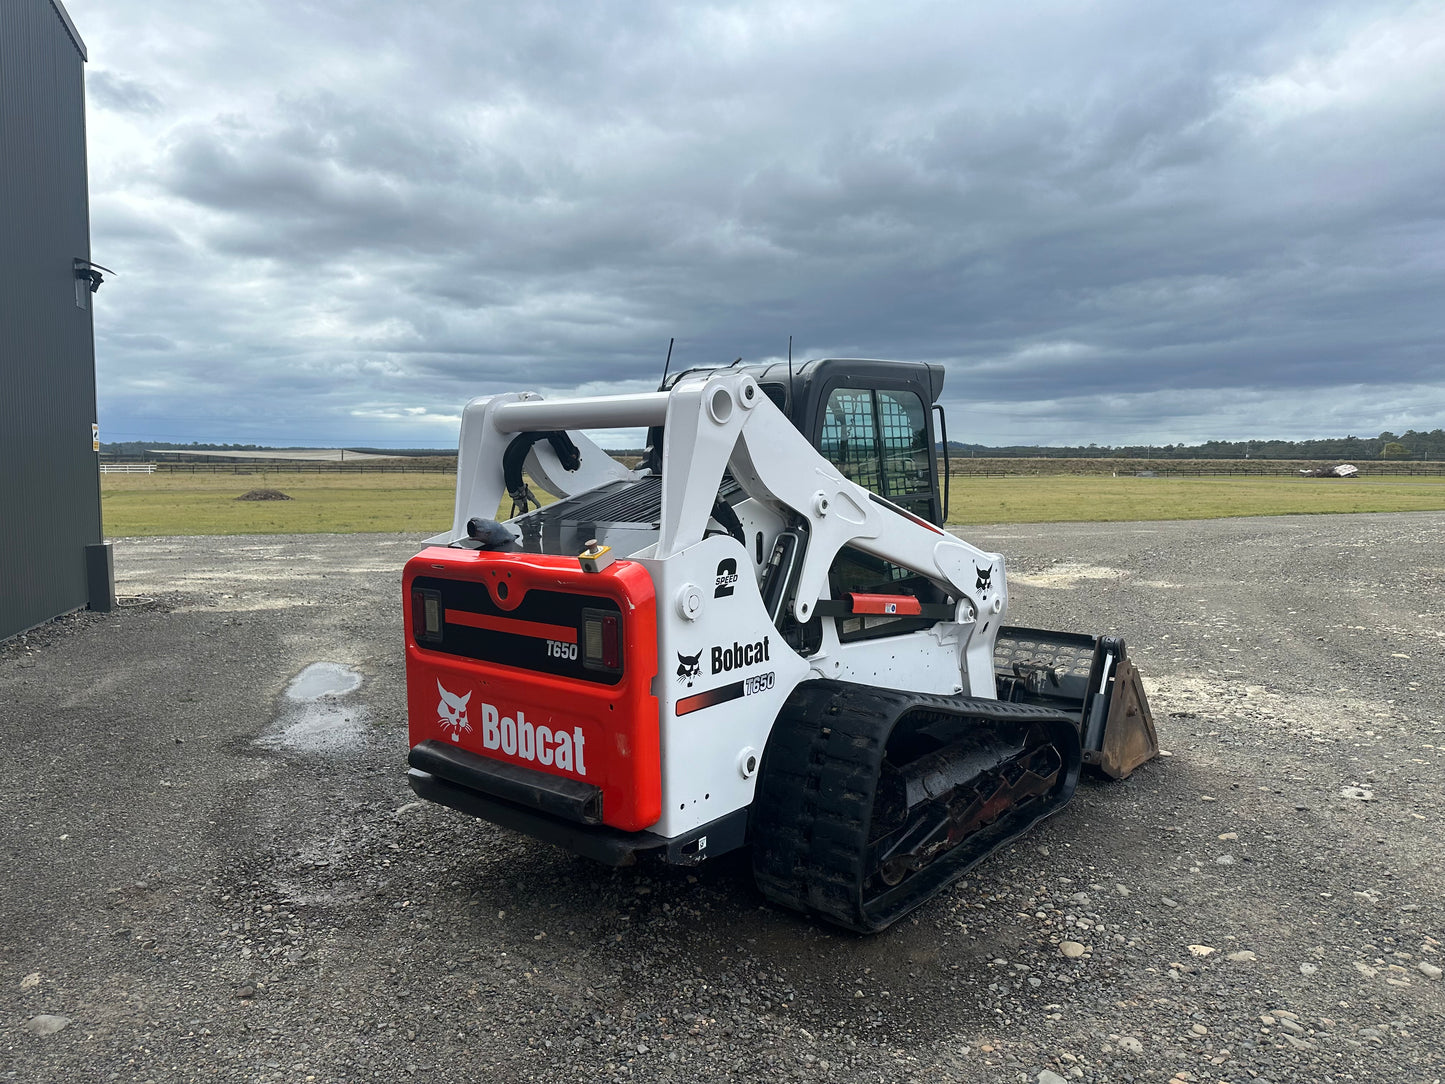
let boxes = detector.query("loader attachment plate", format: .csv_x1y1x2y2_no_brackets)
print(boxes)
993,626,1159,780
1095,655,1157,779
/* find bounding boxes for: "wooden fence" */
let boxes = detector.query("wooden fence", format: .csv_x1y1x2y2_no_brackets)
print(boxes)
102,461,454,474
99,458,1445,478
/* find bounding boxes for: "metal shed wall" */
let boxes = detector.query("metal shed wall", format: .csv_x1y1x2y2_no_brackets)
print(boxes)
0,0,105,640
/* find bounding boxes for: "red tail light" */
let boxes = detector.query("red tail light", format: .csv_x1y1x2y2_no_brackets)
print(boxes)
582,609,620,672
412,588,442,644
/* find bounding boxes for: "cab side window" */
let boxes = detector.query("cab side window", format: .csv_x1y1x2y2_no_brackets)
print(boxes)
819,387,943,641
876,390,931,521
820,388,932,520
819,390,882,492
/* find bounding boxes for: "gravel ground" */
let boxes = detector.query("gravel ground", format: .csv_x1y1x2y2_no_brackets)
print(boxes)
2,514,1442,1083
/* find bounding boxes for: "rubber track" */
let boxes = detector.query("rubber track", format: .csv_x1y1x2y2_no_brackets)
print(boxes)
750,680,1081,933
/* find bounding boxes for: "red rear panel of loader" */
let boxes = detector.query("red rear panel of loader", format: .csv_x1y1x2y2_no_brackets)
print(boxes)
403,547,660,832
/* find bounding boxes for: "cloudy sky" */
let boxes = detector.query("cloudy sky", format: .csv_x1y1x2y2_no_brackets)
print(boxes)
67,0,1444,449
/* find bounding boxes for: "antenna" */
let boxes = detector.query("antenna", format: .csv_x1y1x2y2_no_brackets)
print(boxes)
660,337,675,387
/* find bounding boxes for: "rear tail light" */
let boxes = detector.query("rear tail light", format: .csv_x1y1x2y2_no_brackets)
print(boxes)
412,588,443,644
581,608,620,672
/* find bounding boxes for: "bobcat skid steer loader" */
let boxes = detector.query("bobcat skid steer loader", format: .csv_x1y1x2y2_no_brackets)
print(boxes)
403,359,1157,932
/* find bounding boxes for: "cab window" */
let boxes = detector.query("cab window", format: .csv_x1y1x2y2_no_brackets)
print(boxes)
819,389,882,492
876,389,931,519
819,387,943,641
819,388,932,520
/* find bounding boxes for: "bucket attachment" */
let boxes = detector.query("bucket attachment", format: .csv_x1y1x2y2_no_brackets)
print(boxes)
993,627,1159,780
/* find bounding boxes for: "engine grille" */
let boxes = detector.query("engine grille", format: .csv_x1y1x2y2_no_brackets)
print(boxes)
514,475,741,556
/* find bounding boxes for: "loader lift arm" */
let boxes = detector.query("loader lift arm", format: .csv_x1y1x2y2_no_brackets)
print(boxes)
654,370,1006,697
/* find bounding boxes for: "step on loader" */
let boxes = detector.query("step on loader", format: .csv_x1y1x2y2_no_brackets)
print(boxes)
403,358,1158,932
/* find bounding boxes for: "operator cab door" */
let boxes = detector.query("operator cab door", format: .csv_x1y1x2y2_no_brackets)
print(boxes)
814,382,949,643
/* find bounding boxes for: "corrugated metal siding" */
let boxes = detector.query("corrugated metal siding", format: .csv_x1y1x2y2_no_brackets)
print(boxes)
0,0,101,639
48,1,88,61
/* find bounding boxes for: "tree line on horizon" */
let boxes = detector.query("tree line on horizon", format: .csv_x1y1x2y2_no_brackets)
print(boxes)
99,441,452,458
100,429,1445,461
943,429,1443,460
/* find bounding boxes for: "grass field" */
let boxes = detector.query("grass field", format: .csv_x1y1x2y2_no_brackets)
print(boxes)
943,474,1445,524
102,472,457,536
100,470,1445,537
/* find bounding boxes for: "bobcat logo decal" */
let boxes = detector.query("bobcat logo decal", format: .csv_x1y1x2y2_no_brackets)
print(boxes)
436,680,473,742
975,564,993,591
676,650,703,688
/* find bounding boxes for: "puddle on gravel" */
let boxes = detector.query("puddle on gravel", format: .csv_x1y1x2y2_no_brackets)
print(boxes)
257,663,365,753
286,662,363,701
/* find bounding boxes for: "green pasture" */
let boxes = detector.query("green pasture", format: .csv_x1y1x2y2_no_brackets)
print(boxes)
101,470,1445,537
102,472,457,537
944,474,1445,525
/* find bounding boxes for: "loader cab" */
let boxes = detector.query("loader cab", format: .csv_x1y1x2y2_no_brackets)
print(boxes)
659,357,950,527
775,360,951,642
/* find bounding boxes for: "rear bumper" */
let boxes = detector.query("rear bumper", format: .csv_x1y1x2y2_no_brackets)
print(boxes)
407,740,748,867
410,739,603,824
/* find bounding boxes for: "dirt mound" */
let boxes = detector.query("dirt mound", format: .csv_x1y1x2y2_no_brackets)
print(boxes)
235,488,293,502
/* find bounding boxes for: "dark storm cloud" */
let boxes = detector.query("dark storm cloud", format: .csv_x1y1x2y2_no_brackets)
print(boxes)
68,0,1445,446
